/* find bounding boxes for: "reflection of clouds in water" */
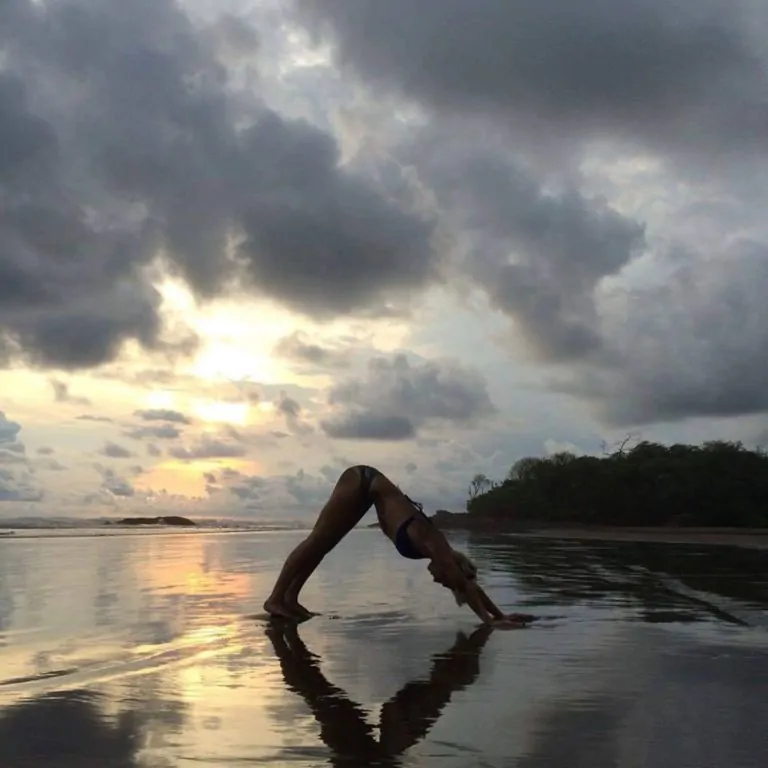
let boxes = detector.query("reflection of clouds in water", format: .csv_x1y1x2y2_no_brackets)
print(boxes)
0,690,143,768
516,695,630,768
0,533,260,702
466,534,768,627
0,569,13,634
514,625,768,768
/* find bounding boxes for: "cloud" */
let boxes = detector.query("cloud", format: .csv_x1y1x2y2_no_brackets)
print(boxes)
0,412,21,445
146,443,162,457
297,0,768,427
201,466,334,513
0,412,27,465
297,0,767,158
0,0,437,370
0,450,27,466
276,391,314,436
76,415,114,423
169,435,247,461
94,464,134,498
49,379,91,406
133,409,191,424
228,474,266,503
36,457,67,471
323,413,414,441
321,353,496,440
36,446,55,456
273,331,352,371
232,382,263,405
410,140,645,362
125,425,181,441
99,441,134,459
0,468,43,502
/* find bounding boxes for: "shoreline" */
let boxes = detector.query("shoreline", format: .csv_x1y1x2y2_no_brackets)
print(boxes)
431,514,768,549
506,526,768,549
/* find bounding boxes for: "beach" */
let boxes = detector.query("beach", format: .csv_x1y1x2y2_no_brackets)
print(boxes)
1,527,767,767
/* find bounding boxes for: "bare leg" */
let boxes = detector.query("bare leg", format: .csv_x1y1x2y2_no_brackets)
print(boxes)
284,553,326,618
264,467,372,619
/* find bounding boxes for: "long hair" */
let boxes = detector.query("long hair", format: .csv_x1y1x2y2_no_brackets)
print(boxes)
400,490,478,605
450,550,478,606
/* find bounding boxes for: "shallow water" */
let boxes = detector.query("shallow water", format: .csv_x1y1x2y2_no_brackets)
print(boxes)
0,528,766,767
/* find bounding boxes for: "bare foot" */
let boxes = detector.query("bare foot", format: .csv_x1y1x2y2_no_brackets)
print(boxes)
263,597,301,620
286,600,319,620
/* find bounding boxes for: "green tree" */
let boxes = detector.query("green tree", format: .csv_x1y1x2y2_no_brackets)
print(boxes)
466,440,768,528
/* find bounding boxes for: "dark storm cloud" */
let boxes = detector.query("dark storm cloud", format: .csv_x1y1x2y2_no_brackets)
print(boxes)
414,140,768,424
321,353,496,440
411,140,645,363
557,240,768,424
133,409,191,425
298,0,768,426
298,0,767,155
235,112,436,318
0,0,436,370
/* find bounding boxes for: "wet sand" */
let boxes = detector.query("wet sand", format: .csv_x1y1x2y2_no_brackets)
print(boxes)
1,528,767,767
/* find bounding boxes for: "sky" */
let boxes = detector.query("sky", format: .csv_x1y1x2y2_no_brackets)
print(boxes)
2,0,768,521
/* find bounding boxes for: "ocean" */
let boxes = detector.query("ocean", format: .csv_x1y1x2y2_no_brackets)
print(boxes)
1,526,767,767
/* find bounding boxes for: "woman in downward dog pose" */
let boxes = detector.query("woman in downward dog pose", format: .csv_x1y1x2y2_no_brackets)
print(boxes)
263,465,533,626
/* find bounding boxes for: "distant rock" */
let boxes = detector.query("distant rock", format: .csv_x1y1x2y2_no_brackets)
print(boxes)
113,515,196,527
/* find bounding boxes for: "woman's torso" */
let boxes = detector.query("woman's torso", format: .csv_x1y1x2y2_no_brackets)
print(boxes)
365,469,437,558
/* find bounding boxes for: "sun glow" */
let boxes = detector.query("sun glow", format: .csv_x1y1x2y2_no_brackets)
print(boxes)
190,344,282,384
192,399,251,425
135,458,257,497
144,390,177,409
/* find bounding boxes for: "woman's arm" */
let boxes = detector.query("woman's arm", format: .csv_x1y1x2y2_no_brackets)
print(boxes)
474,583,506,621
460,581,496,624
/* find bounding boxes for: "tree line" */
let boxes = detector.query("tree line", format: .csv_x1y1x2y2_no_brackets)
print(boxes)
466,440,768,528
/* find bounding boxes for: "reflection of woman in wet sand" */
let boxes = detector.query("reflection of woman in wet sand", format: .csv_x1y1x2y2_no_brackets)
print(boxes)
264,465,532,625
265,621,494,765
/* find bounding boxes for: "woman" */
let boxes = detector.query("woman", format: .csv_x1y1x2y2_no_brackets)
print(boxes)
263,465,532,626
